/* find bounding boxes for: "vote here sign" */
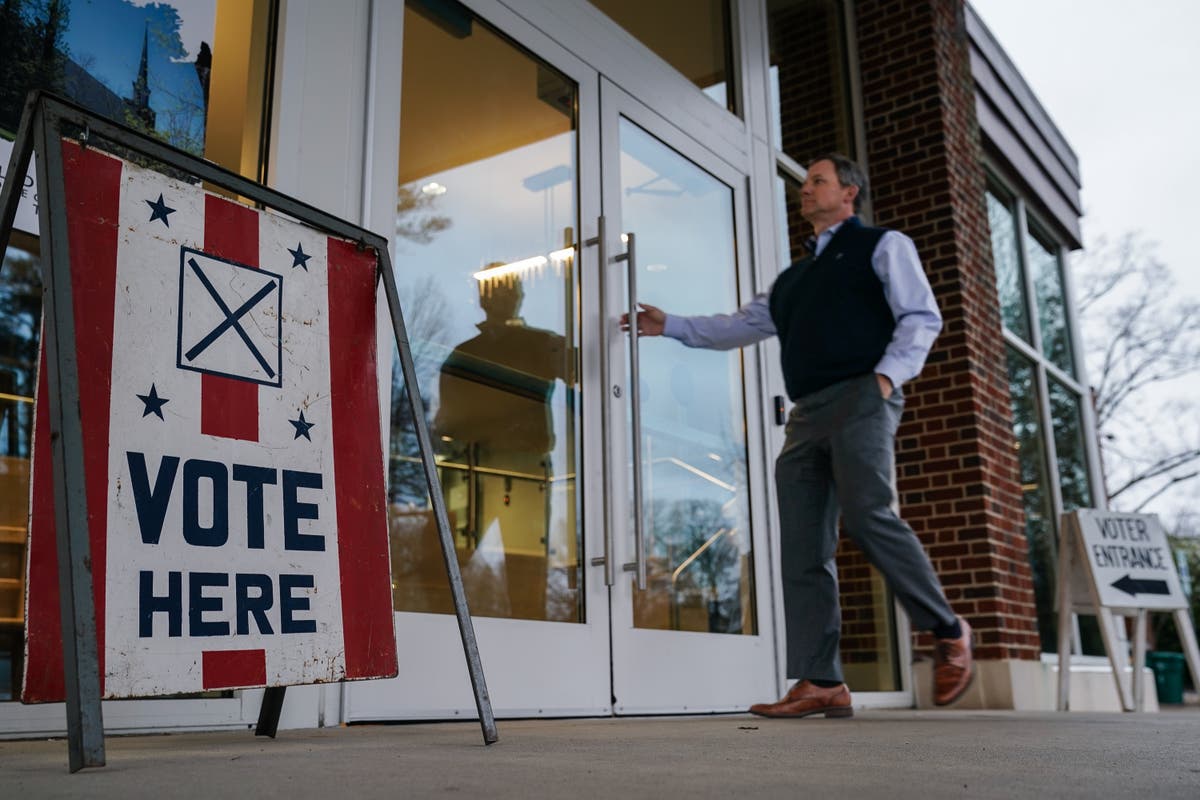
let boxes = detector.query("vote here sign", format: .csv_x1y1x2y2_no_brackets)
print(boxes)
22,141,398,701
1073,510,1187,611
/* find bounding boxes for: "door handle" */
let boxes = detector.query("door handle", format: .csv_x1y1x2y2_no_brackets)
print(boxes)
585,216,616,587
617,232,647,591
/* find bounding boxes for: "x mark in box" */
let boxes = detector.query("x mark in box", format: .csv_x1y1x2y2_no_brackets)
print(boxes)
176,247,283,386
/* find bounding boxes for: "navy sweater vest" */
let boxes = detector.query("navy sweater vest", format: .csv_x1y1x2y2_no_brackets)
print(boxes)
769,217,894,399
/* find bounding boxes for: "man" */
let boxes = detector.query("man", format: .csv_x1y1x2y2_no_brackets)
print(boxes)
622,154,973,717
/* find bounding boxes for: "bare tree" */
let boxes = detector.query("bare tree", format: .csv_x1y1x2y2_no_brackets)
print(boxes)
1075,232,1200,513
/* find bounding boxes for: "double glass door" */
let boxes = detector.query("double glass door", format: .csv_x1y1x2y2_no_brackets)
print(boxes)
345,3,774,720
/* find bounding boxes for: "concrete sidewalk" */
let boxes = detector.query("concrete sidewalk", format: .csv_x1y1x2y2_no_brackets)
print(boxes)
3,709,1199,799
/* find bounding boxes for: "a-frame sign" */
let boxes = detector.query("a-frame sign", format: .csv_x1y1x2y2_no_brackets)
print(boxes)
0,92,496,772
1056,509,1200,712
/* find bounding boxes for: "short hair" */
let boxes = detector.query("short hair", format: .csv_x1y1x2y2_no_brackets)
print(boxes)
809,153,869,213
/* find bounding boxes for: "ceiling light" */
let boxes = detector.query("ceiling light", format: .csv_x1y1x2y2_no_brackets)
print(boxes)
473,255,549,282
421,181,447,196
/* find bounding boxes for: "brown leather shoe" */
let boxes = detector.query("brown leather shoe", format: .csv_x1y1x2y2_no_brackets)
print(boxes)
933,616,974,706
748,681,853,719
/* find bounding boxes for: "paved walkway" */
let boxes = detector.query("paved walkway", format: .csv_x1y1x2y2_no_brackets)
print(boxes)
3,709,1199,799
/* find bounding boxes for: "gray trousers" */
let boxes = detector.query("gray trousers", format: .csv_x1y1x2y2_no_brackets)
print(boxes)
775,373,957,682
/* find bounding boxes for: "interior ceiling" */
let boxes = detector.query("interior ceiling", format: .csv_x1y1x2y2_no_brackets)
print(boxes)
398,7,575,186
589,0,727,88
398,1,728,186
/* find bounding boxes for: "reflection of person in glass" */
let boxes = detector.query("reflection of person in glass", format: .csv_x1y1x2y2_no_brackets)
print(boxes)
435,274,565,463
622,155,974,717
434,273,567,617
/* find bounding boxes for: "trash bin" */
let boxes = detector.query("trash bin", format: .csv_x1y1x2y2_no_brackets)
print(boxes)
1146,651,1186,704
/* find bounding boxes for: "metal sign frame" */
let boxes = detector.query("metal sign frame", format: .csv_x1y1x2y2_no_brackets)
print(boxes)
0,92,497,771
1056,510,1200,712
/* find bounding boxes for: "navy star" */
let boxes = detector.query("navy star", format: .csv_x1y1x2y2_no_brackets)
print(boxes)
288,242,311,271
145,193,176,227
290,410,316,441
137,384,169,420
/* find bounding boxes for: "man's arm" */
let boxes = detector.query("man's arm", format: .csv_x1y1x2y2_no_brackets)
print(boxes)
872,231,943,393
621,295,776,350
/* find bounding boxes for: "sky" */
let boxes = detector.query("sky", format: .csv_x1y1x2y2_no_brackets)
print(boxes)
969,0,1199,298
970,1,1200,521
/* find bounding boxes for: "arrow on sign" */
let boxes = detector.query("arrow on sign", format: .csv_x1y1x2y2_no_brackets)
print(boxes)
1111,574,1170,598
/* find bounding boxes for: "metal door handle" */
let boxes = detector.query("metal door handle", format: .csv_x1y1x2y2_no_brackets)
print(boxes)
584,216,616,587
617,232,647,591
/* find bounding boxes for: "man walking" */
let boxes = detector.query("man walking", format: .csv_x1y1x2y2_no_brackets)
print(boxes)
622,154,973,717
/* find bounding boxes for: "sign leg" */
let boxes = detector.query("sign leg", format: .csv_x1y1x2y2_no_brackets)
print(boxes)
1097,608,1133,711
1132,610,1147,712
37,100,107,771
1056,516,1076,711
378,255,498,745
1174,609,1200,702
255,687,287,738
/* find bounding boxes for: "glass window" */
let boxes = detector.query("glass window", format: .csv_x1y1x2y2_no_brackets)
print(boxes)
1006,348,1058,652
773,171,809,265
587,0,735,113
0,0,273,178
1047,379,1092,512
986,190,1032,342
391,2,582,623
0,245,39,701
617,119,756,637
1027,232,1075,375
0,0,274,703
766,0,857,163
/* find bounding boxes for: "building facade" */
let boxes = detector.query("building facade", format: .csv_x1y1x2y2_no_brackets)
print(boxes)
0,0,1115,736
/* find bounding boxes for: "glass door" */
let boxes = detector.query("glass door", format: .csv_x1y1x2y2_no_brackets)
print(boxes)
599,80,776,713
344,1,614,719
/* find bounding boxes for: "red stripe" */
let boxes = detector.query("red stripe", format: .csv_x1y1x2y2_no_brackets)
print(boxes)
200,195,259,441
202,649,267,690
327,239,397,679
22,142,122,701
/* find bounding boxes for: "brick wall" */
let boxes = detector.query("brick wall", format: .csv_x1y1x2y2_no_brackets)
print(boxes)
770,0,858,264
852,0,1039,660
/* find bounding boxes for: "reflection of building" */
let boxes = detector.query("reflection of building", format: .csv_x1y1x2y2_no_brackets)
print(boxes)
0,0,1142,737
124,25,156,130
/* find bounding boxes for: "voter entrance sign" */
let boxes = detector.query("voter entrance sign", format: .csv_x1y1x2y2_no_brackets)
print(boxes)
0,94,495,771
1072,510,1187,611
1056,510,1200,712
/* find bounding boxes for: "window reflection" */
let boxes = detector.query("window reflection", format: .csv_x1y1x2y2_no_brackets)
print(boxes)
390,2,582,623
1048,379,1092,511
1006,348,1058,651
0,0,273,177
986,190,1032,342
0,0,272,703
588,0,735,113
767,0,856,163
618,119,755,636
0,245,40,701
1027,233,1075,375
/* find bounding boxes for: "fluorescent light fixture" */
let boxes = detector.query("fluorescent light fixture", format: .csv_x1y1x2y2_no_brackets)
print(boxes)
549,246,575,262
421,181,447,196
473,255,548,282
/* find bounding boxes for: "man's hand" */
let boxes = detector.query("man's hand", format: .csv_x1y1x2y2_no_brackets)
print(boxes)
876,373,894,399
620,303,667,337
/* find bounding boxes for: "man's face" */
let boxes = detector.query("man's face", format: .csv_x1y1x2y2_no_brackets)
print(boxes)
799,160,857,226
